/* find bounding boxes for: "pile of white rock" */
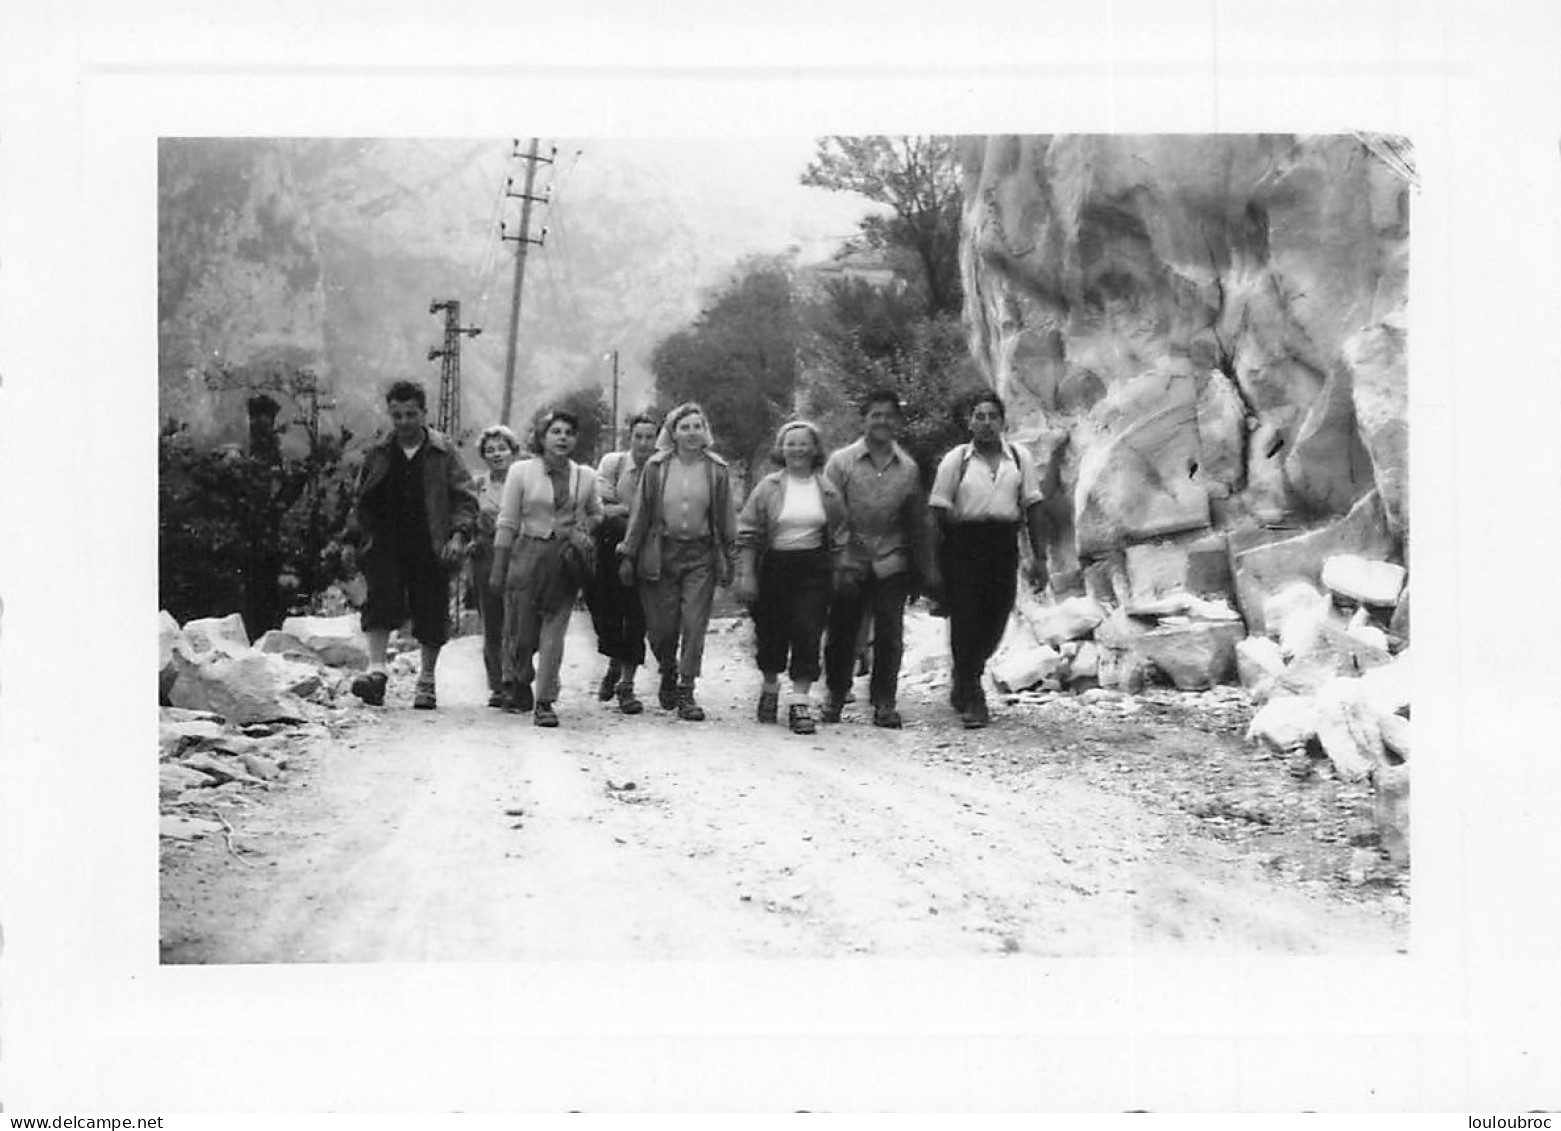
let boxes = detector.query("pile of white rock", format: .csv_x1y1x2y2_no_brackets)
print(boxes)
1240,554,1410,863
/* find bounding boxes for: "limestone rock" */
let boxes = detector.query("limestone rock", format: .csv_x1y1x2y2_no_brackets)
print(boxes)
1313,677,1385,782
1345,607,1391,653
1067,641,1101,685
181,613,250,654
1322,553,1406,607
1023,594,1106,647
1231,490,1397,634
1263,582,1330,646
168,651,312,725
1124,534,1234,609
990,645,1063,693
256,630,326,663
1379,714,1410,760
158,716,228,759
1236,636,1287,694
1357,650,1411,718
160,763,213,798
1073,369,1213,555
1345,321,1409,538
280,613,370,669
1246,695,1317,751
961,134,1409,582
1373,762,1410,865
1098,611,1244,690
180,751,265,786
159,610,186,703
239,752,283,781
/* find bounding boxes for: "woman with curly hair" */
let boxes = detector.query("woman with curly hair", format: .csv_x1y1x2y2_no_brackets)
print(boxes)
488,409,602,728
732,420,848,735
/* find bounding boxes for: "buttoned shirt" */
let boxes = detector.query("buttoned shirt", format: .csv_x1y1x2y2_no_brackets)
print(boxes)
928,441,1043,523
596,449,647,516
823,438,924,578
661,453,713,540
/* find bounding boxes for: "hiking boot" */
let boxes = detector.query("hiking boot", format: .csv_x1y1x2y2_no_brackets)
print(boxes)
756,689,780,724
961,692,990,730
676,687,706,722
872,703,903,729
788,703,816,735
534,700,559,727
658,670,679,711
597,660,622,702
818,691,845,724
617,683,644,715
502,681,534,714
351,670,388,706
487,690,506,709
412,681,437,710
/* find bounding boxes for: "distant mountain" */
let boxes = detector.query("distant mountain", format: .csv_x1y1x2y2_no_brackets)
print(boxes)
158,137,877,453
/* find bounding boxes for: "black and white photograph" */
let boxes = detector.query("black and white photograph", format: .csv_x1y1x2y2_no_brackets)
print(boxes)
154,133,1412,965
3,0,1560,1117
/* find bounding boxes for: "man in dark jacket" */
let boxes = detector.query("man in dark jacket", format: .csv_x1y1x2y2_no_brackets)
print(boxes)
344,380,479,709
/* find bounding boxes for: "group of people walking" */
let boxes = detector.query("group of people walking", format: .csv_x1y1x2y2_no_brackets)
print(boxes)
343,380,1049,732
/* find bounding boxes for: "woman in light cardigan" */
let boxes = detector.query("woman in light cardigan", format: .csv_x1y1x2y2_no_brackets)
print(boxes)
733,420,848,735
488,410,602,728
469,424,524,708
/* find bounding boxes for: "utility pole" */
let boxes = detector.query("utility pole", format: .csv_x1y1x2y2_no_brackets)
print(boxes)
606,348,620,451
499,137,554,427
428,298,481,444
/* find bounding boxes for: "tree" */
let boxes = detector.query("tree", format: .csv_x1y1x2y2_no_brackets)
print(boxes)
533,384,612,465
797,281,986,487
650,255,804,475
801,136,964,318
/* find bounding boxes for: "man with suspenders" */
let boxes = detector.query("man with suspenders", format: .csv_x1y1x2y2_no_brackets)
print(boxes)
927,392,1049,729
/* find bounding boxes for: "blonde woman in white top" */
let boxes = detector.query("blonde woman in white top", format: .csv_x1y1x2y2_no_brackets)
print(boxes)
733,421,849,735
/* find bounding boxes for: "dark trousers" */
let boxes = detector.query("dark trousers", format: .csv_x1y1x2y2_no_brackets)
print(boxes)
753,548,832,682
361,535,450,648
941,520,1019,697
587,520,647,667
469,542,506,692
824,569,910,707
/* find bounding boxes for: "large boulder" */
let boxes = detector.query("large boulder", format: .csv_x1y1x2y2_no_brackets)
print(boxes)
168,651,313,725
180,613,250,655
279,613,370,669
1235,636,1287,695
960,134,1410,582
1096,610,1245,691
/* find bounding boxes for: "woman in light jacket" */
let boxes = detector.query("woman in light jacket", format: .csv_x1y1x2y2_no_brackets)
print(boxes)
616,402,737,722
469,424,524,708
488,409,602,728
732,420,848,735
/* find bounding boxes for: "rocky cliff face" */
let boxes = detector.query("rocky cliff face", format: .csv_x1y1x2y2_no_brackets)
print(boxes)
959,135,1410,616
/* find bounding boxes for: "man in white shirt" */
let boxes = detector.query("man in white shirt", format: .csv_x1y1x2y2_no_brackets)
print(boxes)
927,392,1048,728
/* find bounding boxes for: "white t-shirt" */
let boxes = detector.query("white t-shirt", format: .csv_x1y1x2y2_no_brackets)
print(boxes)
771,475,826,550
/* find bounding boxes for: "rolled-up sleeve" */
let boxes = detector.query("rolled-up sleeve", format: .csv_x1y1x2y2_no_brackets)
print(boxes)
927,447,962,510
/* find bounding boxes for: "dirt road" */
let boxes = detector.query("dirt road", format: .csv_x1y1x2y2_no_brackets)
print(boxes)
159,609,1407,962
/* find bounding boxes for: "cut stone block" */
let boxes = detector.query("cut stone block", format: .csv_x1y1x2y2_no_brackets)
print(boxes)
1232,490,1397,634
280,613,370,669
1322,553,1406,607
